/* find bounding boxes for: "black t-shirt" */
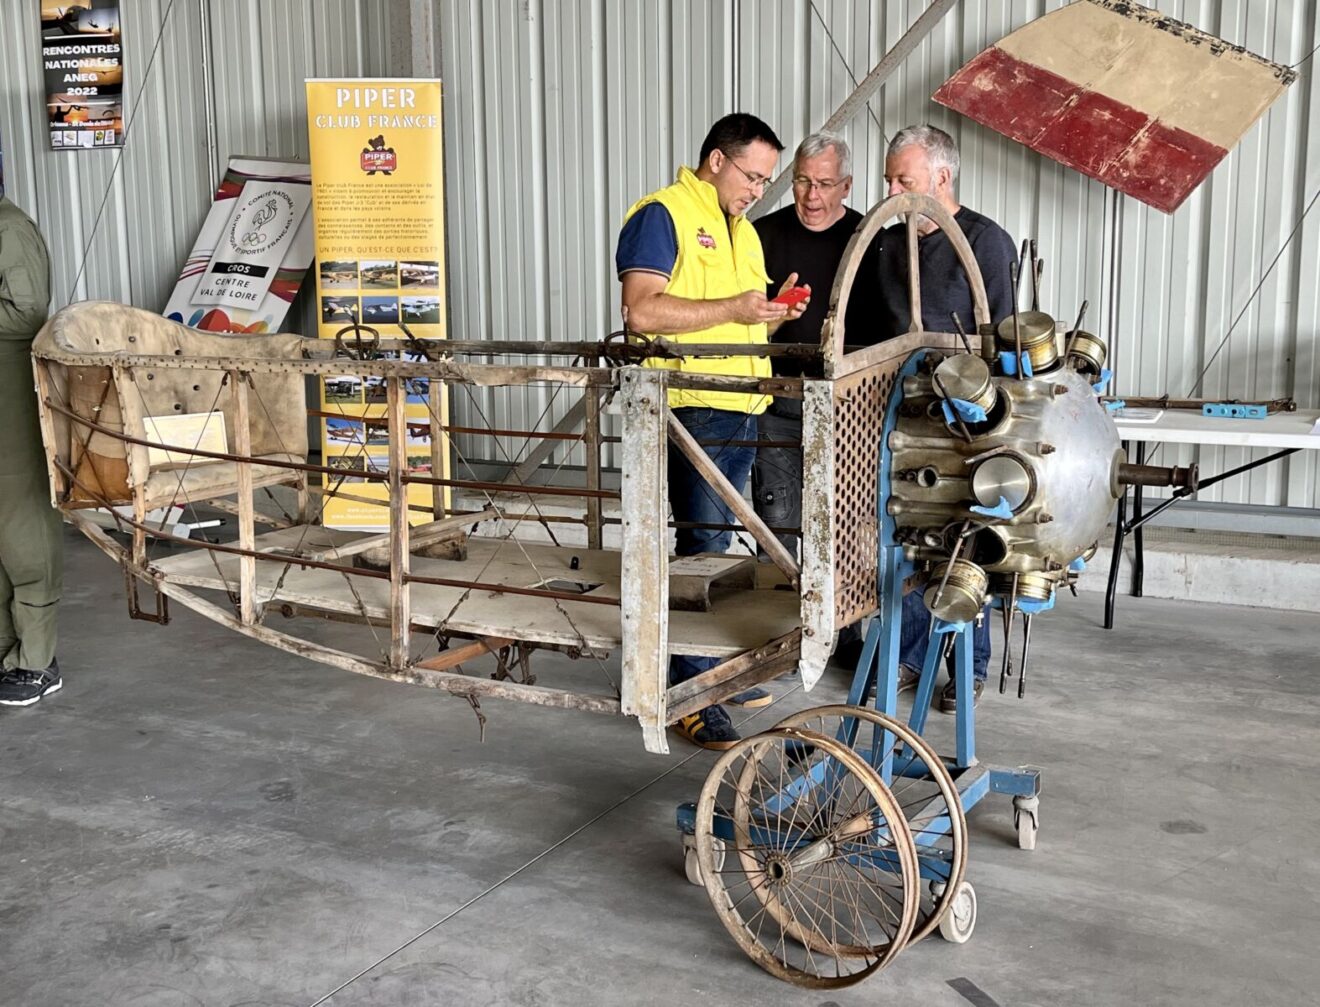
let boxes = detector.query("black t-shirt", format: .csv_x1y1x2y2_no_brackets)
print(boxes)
754,204,863,379
850,205,1017,345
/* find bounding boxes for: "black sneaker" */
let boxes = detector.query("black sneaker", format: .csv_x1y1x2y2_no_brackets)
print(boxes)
938,677,983,715
0,661,63,707
726,686,772,708
673,705,741,750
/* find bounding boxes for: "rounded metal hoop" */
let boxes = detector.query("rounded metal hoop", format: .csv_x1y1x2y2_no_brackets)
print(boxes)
822,192,992,375
694,727,920,987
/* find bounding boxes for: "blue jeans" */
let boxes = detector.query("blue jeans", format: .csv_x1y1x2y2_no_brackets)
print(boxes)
668,407,758,687
898,589,992,682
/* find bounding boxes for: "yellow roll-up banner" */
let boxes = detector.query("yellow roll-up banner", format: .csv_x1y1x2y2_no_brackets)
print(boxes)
306,78,450,529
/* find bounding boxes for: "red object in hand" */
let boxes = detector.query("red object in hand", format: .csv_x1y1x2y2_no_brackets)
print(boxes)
771,285,810,306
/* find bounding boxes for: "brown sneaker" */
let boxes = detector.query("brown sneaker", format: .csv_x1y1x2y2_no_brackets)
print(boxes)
938,677,984,715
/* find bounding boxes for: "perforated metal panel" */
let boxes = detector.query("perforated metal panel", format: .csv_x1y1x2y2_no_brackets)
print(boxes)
828,332,968,626
830,365,892,626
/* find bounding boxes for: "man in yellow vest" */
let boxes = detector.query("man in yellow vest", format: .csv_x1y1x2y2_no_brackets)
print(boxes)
616,113,807,750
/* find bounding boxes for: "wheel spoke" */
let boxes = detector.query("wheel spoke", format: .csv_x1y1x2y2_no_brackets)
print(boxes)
693,726,920,986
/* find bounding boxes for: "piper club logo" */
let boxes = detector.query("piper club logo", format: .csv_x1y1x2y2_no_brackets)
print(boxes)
696,227,716,249
361,134,397,175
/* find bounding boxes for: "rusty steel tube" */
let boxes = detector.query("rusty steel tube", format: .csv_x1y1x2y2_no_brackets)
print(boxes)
1117,462,1199,492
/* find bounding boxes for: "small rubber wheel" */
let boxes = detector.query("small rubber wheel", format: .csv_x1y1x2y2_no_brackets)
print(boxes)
683,833,722,886
686,828,728,886
684,846,702,886
938,881,977,943
1014,795,1039,851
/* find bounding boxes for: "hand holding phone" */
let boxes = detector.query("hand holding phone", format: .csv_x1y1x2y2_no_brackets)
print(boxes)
771,285,810,307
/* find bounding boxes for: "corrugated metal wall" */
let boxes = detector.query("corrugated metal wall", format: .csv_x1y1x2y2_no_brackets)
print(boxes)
436,0,1320,508
3,1,1318,508
0,0,394,336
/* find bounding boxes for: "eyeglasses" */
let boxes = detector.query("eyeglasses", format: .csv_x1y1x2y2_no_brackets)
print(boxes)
792,176,845,193
720,150,771,191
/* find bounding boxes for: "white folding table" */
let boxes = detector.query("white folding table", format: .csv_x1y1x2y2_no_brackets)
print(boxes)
1105,407,1320,627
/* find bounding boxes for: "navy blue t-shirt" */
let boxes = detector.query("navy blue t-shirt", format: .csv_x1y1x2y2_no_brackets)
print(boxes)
849,206,1017,344
615,203,679,278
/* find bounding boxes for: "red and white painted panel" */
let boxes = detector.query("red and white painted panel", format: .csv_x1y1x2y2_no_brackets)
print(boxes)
934,0,1296,214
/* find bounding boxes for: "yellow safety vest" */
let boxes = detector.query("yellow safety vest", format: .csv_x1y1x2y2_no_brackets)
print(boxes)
622,167,771,414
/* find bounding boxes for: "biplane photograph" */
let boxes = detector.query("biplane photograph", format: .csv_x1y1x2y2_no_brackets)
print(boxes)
47,97,122,134
5,2,1320,1005
39,4,95,36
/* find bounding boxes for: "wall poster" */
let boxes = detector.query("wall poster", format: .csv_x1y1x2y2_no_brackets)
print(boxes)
40,1,124,149
306,78,450,530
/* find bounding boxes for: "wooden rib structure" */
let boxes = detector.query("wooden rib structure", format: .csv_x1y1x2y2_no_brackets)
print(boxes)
32,193,985,755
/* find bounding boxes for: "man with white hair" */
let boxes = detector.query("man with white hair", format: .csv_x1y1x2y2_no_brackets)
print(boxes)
868,123,1017,712
751,130,867,665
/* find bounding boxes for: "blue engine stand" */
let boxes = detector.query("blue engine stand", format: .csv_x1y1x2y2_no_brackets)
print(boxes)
677,348,1041,872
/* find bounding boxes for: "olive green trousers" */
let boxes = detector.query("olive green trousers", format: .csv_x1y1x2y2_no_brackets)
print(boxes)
0,340,62,671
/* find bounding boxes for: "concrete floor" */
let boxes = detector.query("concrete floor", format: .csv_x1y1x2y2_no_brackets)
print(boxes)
3,526,1318,1007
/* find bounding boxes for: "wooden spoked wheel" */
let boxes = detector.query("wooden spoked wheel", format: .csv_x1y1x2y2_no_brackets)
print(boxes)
693,727,920,987
770,706,968,944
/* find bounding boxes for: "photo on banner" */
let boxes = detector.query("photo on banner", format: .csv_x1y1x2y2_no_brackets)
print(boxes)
163,157,314,333
40,1,125,149
306,78,450,530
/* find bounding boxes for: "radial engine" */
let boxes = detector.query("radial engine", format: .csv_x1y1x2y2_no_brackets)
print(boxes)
886,306,1197,679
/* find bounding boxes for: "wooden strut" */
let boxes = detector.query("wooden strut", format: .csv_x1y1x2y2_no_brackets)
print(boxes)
37,347,616,386
387,376,411,669
665,411,800,589
230,369,258,625
665,630,802,724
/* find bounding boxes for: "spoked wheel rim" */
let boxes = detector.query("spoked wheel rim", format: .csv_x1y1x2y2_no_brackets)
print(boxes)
771,705,969,943
694,727,920,988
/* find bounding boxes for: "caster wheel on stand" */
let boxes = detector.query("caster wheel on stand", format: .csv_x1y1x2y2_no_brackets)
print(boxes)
937,881,977,944
1014,794,1040,851
682,832,722,886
